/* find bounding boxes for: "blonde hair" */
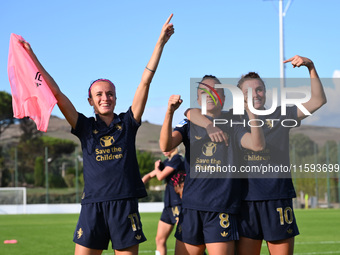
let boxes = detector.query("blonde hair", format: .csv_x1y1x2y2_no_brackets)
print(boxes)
168,147,179,160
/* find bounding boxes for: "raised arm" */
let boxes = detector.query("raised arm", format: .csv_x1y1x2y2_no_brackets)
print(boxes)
142,160,161,183
20,41,78,129
131,14,175,122
159,95,183,152
283,55,327,120
141,160,176,183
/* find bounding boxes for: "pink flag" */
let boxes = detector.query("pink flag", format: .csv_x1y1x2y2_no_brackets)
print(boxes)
7,33,57,132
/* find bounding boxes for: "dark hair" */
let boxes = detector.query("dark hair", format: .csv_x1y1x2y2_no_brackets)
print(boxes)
237,72,266,91
197,74,224,97
200,74,221,84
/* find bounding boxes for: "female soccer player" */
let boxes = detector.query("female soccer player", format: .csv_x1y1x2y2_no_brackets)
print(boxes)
20,14,174,255
185,56,327,255
159,75,265,255
142,148,184,255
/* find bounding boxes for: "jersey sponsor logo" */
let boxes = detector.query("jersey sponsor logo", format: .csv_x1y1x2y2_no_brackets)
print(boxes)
221,231,229,237
100,136,115,147
287,228,293,234
77,228,83,239
95,145,123,162
135,235,142,240
93,129,99,134
243,149,271,162
202,142,217,157
115,124,122,131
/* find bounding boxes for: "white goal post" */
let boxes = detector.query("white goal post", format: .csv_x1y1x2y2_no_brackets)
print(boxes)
0,187,27,214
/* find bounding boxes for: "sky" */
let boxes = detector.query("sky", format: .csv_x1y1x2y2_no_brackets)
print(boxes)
1,0,339,128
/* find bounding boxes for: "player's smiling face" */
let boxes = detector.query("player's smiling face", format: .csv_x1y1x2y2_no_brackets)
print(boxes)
240,79,266,110
88,81,116,116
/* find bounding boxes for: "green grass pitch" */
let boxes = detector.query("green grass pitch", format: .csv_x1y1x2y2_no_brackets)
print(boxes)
0,209,339,255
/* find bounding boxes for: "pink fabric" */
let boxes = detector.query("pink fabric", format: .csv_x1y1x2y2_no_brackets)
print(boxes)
7,33,57,132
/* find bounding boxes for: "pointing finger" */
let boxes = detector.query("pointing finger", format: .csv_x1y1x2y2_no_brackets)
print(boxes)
165,13,173,25
283,56,294,63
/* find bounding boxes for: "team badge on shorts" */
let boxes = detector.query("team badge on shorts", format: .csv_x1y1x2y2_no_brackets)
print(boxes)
77,228,83,239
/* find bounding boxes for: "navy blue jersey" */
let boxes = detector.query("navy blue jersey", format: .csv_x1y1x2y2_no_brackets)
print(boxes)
72,107,147,204
163,154,184,207
237,106,300,200
174,115,247,213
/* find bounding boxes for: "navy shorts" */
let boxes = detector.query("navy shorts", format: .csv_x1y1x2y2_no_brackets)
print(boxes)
175,208,239,245
160,205,181,225
238,199,299,242
73,198,146,250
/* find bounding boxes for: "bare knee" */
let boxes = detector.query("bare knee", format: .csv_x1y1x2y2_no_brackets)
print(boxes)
155,234,167,246
237,237,262,255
